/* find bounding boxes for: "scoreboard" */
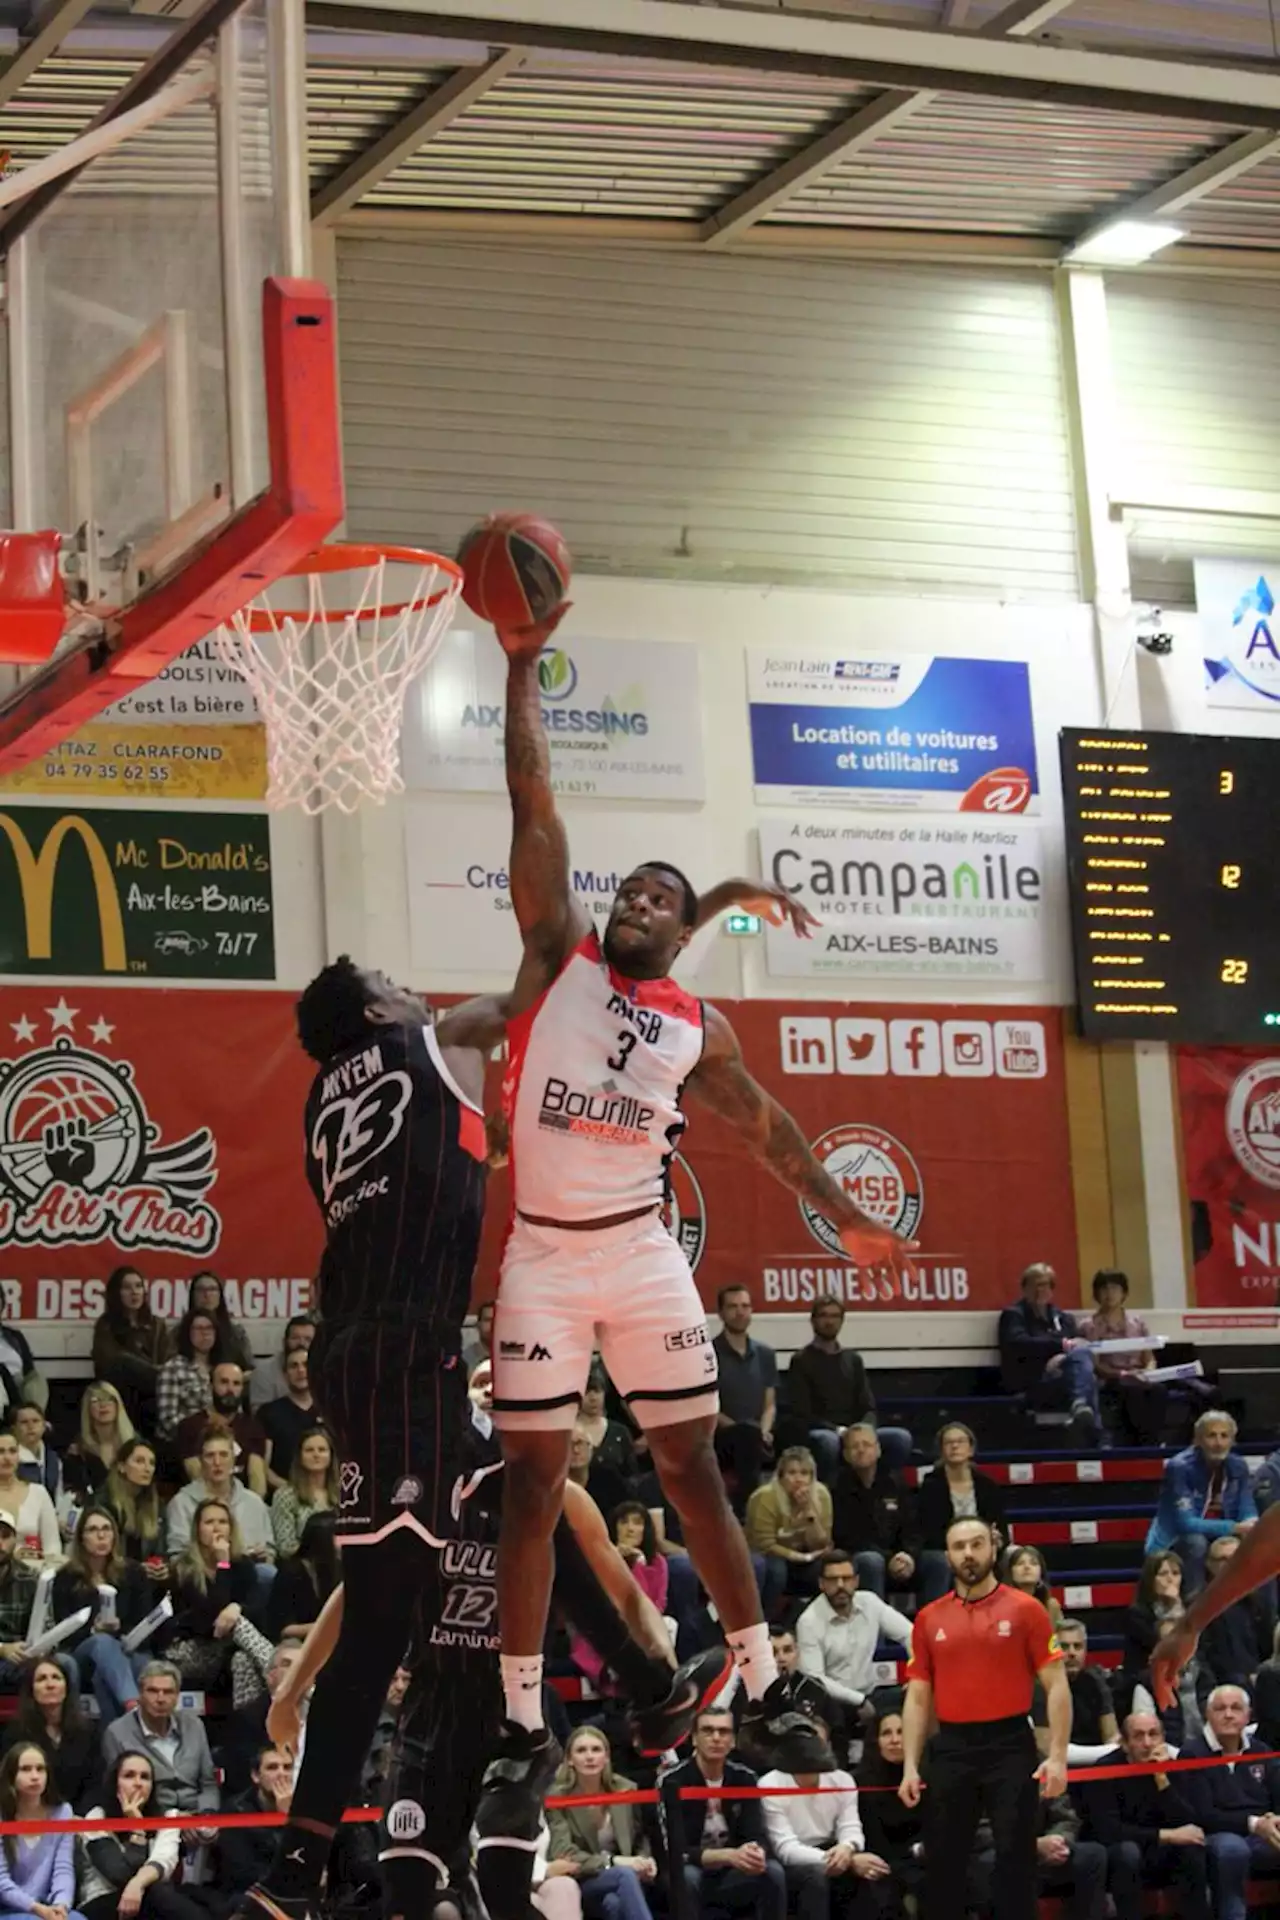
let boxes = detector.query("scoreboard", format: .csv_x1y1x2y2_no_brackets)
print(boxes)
1059,727,1280,1045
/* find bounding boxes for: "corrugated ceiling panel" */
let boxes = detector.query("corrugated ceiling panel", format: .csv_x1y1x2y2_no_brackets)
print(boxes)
778,97,1238,234
337,235,1080,599
1109,272,1280,605
1178,155,1280,249
365,66,866,218
0,56,139,167
308,61,455,183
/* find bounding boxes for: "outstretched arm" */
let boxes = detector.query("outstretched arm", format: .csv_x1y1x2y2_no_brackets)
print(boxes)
686,1005,915,1277
503,630,591,976
694,877,819,940
1152,1504,1280,1705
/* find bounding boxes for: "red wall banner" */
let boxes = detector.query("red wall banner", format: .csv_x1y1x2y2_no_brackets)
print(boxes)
1178,1046,1280,1309
477,1000,1078,1313
0,987,320,1324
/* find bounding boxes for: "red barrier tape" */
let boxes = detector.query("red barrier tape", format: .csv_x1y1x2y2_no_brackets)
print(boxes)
3,1748,1276,1834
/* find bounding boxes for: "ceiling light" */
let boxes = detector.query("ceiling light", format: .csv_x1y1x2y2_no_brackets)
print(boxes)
1066,221,1185,267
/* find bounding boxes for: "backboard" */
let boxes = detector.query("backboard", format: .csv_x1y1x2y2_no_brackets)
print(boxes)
0,0,342,774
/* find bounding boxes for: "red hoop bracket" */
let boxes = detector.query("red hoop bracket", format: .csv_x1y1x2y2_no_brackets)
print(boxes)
0,276,344,772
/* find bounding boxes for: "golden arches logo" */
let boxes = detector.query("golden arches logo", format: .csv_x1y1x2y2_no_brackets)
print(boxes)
0,813,127,971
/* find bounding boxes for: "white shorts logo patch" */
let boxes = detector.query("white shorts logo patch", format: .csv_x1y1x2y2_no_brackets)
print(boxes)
392,1475,424,1506
386,1800,426,1841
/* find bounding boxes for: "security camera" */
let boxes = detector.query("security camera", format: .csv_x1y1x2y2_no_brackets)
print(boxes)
1136,608,1174,656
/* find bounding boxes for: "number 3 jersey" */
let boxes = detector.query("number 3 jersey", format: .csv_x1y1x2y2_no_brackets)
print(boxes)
304,1020,488,1340
503,928,705,1222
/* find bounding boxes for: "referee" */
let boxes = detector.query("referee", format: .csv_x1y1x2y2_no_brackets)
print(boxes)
900,1515,1070,1920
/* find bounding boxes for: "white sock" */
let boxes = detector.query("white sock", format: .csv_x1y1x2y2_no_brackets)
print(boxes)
500,1654,546,1731
726,1623,778,1703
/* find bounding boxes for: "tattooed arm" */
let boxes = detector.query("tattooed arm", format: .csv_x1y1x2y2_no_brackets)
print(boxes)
503,630,591,980
686,1004,915,1277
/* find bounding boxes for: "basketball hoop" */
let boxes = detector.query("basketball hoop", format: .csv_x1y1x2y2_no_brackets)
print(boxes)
212,543,463,815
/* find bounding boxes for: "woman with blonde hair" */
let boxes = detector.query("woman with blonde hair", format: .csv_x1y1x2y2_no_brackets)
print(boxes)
163,1498,273,1707
547,1725,653,1920
65,1382,134,1500
745,1445,832,1612
270,1428,340,1559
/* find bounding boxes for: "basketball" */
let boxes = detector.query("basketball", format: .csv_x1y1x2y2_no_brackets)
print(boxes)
457,512,572,631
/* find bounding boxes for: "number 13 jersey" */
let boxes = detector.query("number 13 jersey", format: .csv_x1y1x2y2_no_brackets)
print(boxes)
503,928,705,1222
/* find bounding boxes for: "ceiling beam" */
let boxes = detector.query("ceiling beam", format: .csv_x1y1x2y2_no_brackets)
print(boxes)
978,0,1076,37
306,0,1280,127
938,0,972,24
310,44,523,222
699,0,1076,250
0,0,97,109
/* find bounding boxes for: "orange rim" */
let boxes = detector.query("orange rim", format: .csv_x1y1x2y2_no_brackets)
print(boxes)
235,542,464,631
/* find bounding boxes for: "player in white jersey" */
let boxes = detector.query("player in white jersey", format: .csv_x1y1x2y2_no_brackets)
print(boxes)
479,606,916,1834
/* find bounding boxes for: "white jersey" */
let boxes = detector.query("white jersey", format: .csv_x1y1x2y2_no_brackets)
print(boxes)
504,929,705,1222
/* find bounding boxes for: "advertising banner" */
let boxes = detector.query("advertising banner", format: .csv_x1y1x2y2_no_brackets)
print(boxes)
405,797,709,976
1196,559,1280,711
402,629,705,801
0,641,267,802
757,816,1049,983
472,1000,1076,1313
1177,1045,1280,1308
747,650,1037,811
0,988,319,1324
0,808,274,980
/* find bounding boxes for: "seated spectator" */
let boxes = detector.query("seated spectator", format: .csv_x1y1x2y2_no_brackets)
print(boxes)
665,1707,784,1920
162,1498,273,1703
80,1748,208,1920
1254,1626,1280,1751
0,1430,58,1560
216,1743,295,1907
0,1520,37,1687
746,1447,833,1611
713,1286,776,1518
219,1644,304,1797
90,1268,166,1432
102,1660,218,1838
761,1718,890,1920
796,1551,911,1719
266,1512,339,1644
64,1383,134,1504
186,1269,254,1372
100,1440,166,1574
856,1706,924,1918
11,1405,61,1508
154,1311,219,1446
1033,1618,1118,1762
270,1427,338,1559
832,1425,948,1606
1182,1682,1280,1920
462,1301,495,1378
578,1365,638,1486
1080,1710,1210,1920
1001,1544,1063,1627
547,1726,655,1920
0,1300,43,1420
50,1509,152,1722
175,1361,267,1496
1125,1550,1185,1671
1200,1533,1273,1689
165,1429,275,1567
570,1504,668,1690
0,1743,85,1920
567,1423,629,1524
1124,1615,1210,1749
260,1346,316,1491
1145,1409,1256,1593
1,1658,102,1812
915,1423,1005,1554
361,1661,411,1800
250,1314,317,1413
1077,1267,1208,1446
997,1262,1100,1444
970,1788,1106,1920
736,1630,839,1769
783,1296,911,1481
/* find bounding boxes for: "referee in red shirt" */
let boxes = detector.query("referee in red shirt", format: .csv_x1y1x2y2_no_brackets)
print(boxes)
900,1516,1070,1920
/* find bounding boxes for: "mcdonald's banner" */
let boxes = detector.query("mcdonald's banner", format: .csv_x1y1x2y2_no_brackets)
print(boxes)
0,807,274,980
471,999,1078,1313
1177,1045,1280,1309
0,988,319,1325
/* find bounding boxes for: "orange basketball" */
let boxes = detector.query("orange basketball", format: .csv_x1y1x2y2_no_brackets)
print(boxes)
457,512,572,630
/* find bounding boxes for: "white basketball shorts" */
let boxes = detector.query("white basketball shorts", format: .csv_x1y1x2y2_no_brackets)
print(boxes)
491,1209,719,1432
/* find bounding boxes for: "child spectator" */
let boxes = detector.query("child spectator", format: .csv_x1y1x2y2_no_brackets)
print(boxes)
0,1743,85,1920
11,1407,61,1510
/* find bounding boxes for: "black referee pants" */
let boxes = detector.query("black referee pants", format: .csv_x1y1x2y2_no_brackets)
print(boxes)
923,1717,1040,1920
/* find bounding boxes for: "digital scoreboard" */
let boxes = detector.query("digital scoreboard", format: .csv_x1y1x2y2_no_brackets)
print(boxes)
1059,728,1280,1045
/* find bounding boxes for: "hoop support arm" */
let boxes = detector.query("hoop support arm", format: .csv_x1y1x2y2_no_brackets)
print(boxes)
0,275,344,772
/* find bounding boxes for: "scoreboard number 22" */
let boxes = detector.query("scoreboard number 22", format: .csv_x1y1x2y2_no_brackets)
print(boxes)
1222,958,1249,985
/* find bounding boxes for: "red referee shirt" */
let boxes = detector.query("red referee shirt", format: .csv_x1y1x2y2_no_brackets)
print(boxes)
905,1584,1060,1723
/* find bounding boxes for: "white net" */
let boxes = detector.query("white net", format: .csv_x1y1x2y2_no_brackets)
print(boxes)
212,546,462,814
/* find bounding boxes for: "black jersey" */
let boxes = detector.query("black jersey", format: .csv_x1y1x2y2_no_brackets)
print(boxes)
304,1020,487,1341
